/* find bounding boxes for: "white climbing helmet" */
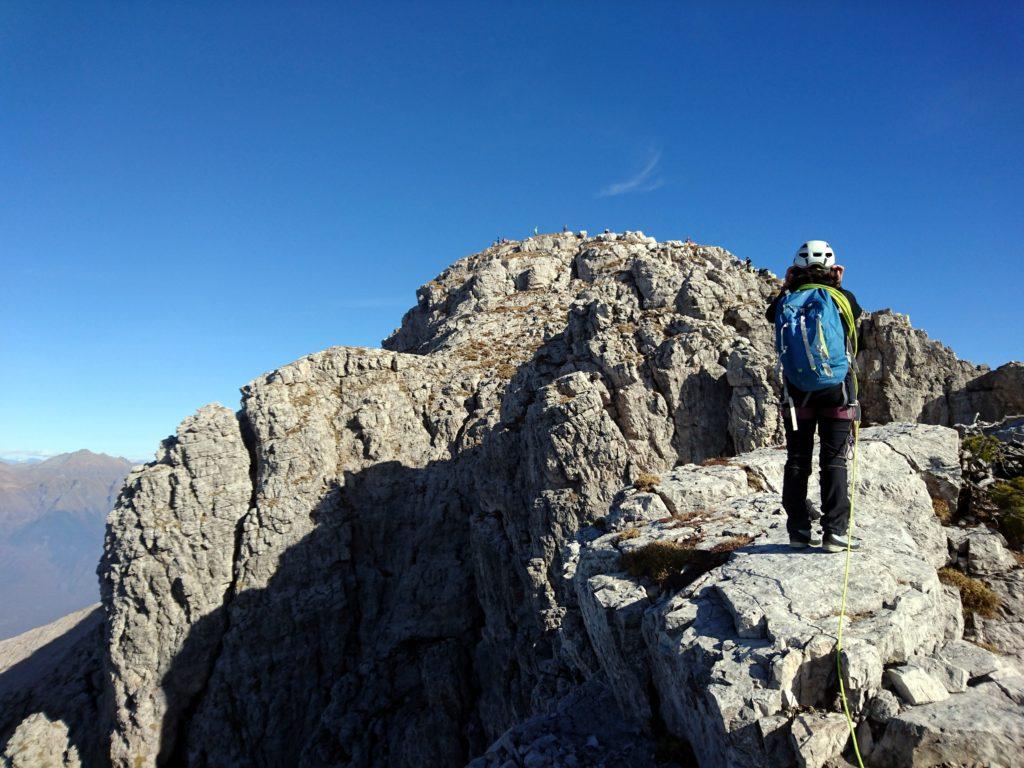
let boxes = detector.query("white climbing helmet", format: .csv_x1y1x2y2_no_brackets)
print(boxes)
793,240,836,269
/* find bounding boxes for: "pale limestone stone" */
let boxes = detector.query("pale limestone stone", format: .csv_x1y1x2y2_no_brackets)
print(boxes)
886,665,951,706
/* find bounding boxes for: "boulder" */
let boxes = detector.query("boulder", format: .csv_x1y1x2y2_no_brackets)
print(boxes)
1,713,80,768
886,665,950,705
872,683,1024,767
964,527,1017,576
788,712,850,768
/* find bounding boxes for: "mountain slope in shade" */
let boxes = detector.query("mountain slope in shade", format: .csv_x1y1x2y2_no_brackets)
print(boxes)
0,450,132,639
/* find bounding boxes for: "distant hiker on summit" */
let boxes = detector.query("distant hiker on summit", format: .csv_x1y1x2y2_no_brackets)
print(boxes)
766,240,864,553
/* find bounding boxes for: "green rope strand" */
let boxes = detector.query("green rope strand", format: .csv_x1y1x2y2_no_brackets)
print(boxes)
835,418,865,768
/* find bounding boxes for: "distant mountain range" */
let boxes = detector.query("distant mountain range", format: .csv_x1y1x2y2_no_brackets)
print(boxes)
0,449,132,639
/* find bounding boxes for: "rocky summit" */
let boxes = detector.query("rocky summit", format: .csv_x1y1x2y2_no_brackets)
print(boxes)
1,232,1022,768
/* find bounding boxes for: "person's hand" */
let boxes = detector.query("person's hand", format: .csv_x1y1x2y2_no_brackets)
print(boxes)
832,265,845,286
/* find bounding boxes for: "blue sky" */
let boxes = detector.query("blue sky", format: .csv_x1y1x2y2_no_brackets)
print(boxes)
2,2,1022,461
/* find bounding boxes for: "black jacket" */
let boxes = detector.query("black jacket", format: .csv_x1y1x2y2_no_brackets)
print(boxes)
766,283,864,406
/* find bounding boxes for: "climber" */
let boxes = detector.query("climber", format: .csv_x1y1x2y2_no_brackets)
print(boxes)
765,240,864,553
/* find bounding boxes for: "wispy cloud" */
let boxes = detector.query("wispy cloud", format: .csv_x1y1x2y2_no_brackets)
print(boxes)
597,150,666,197
0,449,56,463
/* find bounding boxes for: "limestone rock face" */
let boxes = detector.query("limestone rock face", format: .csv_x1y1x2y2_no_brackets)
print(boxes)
98,404,253,767
1,233,1020,767
857,310,982,425
183,349,485,768
573,423,1024,768
857,312,1024,426
963,362,1024,423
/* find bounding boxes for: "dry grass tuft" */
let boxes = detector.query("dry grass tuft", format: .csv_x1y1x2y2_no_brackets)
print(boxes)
700,456,731,467
968,638,1001,654
616,527,641,542
292,388,317,408
710,535,754,554
633,472,661,492
740,465,767,492
938,567,1001,618
619,540,726,585
932,497,953,525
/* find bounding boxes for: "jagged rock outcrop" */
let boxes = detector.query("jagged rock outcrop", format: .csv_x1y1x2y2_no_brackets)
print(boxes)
858,312,1023,426
2,232,1021,767
99,404,252,766
572,422,1024,767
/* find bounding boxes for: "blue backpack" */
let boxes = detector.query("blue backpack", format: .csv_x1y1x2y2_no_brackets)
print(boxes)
774,285,853,393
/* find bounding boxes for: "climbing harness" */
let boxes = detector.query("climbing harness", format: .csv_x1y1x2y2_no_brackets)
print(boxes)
835,408,865,768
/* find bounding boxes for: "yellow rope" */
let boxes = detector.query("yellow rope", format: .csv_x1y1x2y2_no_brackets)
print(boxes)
835,418,865,767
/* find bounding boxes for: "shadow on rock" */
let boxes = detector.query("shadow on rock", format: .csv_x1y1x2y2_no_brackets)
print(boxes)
0,606,108,767
158,455,488,768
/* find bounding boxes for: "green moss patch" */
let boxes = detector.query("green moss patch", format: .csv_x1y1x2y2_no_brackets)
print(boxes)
963,435,1003,464
987,477,1024,548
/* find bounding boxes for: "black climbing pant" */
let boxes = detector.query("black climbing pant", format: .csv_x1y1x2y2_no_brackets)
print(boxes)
782,413,854,538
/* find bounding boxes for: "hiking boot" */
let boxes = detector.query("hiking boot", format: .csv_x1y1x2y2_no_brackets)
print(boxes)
789,529,823,549
823,532,861,553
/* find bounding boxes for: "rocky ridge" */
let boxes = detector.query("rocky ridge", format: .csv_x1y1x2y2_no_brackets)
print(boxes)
1,232,1021,767
565,422,1024,768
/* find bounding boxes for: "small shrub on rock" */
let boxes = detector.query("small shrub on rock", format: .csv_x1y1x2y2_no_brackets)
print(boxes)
1000,508,1024,550
938,567,1001,618
987,477,1024,548
620,540,725,585
699,456,730,467
931,497,953,524
710,535,754,553
633,472,661,492
989,477,1024,510
963,435,1003,464
616,527,641,542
